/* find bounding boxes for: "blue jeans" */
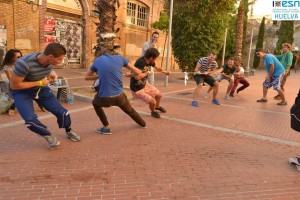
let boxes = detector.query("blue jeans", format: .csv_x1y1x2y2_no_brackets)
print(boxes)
11,86,71,136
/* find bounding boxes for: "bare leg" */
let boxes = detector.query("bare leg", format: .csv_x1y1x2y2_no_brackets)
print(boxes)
206,86,213,95
148,98,156,112
155,93,162,108
193,84,203,101
277,89,286,102
281,73,288,92
263,87,268,99
226,80,234,94
212,81,219,99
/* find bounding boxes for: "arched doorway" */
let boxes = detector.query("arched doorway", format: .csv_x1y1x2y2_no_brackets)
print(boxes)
44,0,84,68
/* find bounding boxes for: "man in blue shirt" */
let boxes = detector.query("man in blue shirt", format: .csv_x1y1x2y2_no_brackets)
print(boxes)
85,47,146,135
255,48,287,105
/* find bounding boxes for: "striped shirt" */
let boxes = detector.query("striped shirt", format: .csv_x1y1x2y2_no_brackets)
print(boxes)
198,57,218,73
13,53,53,82
3,65,13,72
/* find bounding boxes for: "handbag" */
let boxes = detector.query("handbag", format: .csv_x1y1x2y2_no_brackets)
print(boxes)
0,92,13,114
291,89,300,132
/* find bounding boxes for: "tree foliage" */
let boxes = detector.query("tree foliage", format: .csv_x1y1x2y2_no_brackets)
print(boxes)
274,21,294,55
152,12,169,67
152,12,169,32
171,0,237,72
235,1,245,58
253,17,265,69
224,15,237,58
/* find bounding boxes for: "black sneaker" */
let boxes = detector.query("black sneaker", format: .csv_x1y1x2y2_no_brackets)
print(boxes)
155,106,166,113
229,93,234,97
66,130,80,141
236,89,240,94
257,99,267,103
151,111,160,118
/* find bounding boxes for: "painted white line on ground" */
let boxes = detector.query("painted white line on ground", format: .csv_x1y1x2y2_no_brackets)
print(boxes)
162,87,195,95
164,95,290,116
0,106,93,129
1,94,296,146
136,110,300,147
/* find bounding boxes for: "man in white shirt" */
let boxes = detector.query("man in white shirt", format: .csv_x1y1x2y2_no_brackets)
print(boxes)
229,61,250,97
141,32,159,85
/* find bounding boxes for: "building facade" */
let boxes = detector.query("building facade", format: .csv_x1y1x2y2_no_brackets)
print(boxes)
0,0,171,68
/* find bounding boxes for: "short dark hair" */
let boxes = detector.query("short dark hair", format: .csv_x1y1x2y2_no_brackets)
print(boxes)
95,46,109,57
228,57,235,61
144,48,160,59
44,42,66,57
2,49,23,69
152,31,159,36
255,48,265,53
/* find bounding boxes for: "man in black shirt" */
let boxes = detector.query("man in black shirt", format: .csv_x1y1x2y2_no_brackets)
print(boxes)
127,48,170,118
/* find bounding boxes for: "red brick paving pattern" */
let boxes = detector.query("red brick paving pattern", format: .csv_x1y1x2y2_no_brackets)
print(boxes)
1,69,300,199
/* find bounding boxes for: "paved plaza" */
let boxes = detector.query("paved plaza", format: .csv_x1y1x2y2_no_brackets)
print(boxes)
1,69,300,200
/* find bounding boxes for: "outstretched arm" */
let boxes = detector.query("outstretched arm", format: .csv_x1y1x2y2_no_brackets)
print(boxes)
153,65,170,75
85,70,98,81
124,63,149,80
10,71,49,90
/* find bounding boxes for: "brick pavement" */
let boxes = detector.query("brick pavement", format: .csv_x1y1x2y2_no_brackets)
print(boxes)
1,69,300,200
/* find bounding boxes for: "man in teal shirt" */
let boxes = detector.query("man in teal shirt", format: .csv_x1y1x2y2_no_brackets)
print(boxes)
274,43,293,99
255,48,287,105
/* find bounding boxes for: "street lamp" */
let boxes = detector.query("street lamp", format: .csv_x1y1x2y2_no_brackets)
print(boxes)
246,28,254,73
164,0,173,87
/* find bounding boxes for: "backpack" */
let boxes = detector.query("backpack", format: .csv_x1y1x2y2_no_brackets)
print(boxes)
291,53,298,69
291,90,300,132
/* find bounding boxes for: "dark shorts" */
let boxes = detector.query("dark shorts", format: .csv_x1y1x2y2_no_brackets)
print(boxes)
194,74,216,86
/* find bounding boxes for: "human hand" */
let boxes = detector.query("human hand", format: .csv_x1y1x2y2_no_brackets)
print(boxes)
147,71,153,76
41,77,50,86
48,71,58,82
164,71,170,75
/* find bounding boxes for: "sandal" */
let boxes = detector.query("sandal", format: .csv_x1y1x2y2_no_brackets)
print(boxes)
256,98,268,103
155,106,166,113
277,101,287,105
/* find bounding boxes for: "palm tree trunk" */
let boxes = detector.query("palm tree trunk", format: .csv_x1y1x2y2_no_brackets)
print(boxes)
235,2,244,61
94,0,120,56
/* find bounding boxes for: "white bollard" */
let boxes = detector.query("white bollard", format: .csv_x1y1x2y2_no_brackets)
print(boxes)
184,72,188,86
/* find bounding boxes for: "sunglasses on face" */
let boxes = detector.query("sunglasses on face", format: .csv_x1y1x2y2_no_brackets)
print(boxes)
17,56,21,58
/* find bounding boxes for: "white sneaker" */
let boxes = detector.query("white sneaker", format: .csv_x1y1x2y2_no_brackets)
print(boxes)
289,157,300,171
66,129,81,141
289,157,300,166
224,94,230,100
44,136,60,147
